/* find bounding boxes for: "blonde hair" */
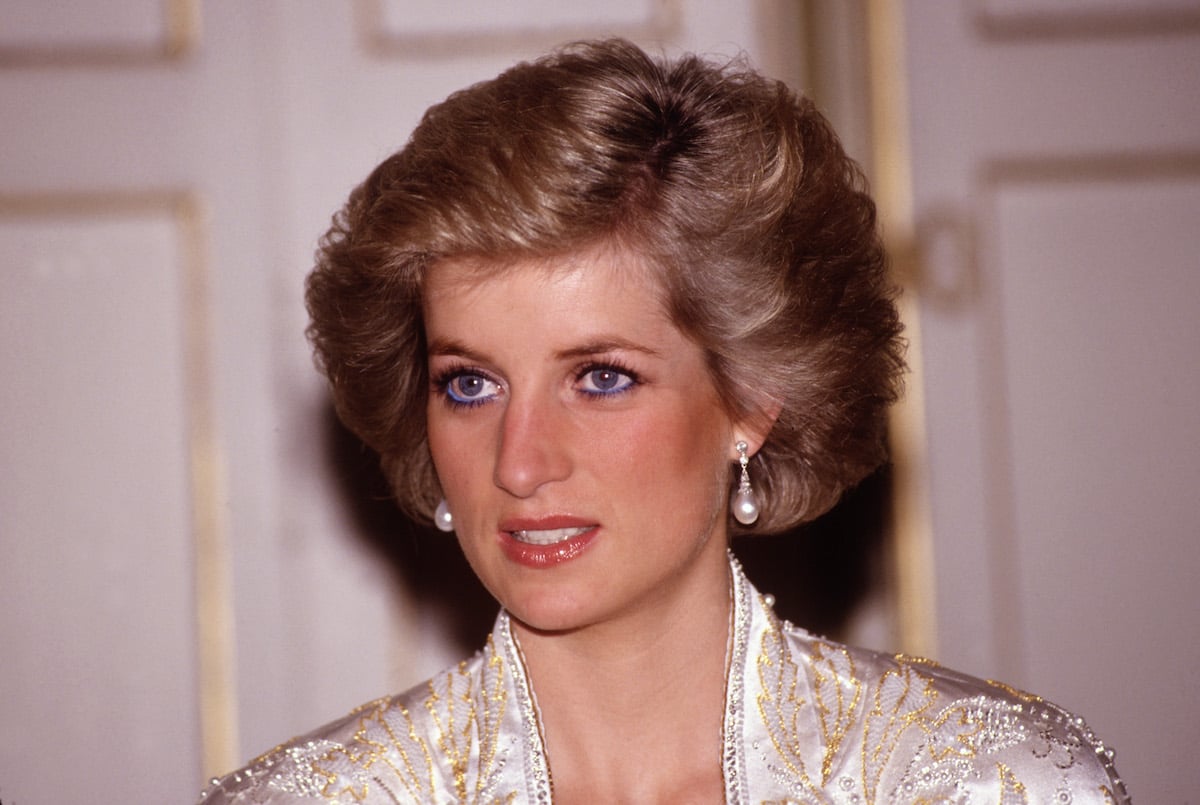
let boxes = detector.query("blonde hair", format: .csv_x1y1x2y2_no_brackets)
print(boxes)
306,39,905,534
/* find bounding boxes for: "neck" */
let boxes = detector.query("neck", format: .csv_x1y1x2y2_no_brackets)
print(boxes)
509,546,733,802
510,542,733,681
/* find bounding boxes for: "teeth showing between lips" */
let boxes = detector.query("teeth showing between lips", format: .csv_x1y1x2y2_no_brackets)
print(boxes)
510,526,591,545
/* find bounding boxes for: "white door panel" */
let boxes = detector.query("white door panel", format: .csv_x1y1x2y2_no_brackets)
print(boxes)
906,3,1200,798
0,2,791,799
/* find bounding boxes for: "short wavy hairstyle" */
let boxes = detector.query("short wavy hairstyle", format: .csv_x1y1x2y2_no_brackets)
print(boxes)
306,38,905,535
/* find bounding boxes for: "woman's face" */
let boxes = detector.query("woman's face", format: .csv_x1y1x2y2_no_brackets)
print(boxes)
423,248,741,633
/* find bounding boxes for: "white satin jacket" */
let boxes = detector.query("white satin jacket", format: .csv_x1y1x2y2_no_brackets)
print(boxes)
200,557,1129,803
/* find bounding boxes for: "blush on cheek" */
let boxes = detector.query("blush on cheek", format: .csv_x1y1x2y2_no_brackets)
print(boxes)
426,409,494,494
634,411,727,487
649,404,728,465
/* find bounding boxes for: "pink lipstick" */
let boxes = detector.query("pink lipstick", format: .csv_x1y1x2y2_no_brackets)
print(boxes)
498,516,599,568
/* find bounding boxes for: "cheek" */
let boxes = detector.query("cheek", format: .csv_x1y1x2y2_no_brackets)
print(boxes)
425,406,481,497
425,404,450,480
617,400,730,498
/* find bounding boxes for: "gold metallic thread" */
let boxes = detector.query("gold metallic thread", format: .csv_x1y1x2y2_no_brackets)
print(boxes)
201,560,1124,800
808,641,862,785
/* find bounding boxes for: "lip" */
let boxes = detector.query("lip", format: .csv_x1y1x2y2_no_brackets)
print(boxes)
497,515,599,568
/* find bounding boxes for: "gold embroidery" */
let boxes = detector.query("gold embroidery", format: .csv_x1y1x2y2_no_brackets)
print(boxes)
809,641,862,785
424,635,510,803
203,560,1128,803
756,623,809,782
861,661,938,803
985,679,1043,704
426,662,473,799
290,636,510,804
996,763,1029,804
371,700,437,799
893,653,941,667
911,694,997,768
474,646,509,801
313,698,435,801
755,619,827,801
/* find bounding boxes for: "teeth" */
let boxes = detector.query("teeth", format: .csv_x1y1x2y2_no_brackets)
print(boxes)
511,527,591,545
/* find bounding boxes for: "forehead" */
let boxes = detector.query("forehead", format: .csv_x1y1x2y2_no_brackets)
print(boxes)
423,245,668,317
421,246,692,354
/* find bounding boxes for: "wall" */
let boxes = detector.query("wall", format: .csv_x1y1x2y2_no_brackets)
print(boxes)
3,1,1190,800
904,1,1200,800
0,1,808,799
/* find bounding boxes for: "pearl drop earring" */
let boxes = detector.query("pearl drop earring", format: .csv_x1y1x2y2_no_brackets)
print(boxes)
434,499,454,532
731,440,760,525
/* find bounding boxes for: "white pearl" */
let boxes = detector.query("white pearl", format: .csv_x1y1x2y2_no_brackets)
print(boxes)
732,488,759,525
434,499,454,532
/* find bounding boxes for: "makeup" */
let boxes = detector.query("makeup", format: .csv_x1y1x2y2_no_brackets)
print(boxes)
498,516,599,568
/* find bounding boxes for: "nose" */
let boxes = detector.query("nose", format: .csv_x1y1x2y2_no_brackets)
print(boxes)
493,391,572,498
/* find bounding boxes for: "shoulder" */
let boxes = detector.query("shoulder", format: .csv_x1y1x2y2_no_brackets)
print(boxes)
197,644,503,805
196,687,428,804
765,618,1131,802
199,617,546,805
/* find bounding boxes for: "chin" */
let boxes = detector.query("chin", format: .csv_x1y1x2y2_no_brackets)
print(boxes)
502,591,596,635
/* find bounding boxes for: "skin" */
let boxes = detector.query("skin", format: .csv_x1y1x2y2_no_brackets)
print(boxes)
423,246,769,802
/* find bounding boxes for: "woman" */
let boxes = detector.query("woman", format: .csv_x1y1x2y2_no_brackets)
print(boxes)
202,39,1127,803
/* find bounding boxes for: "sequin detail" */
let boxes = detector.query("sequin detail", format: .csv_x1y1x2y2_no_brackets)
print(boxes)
722,553,754,804
200,556,1130,804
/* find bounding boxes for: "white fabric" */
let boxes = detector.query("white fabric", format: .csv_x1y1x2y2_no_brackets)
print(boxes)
200,557,1129,803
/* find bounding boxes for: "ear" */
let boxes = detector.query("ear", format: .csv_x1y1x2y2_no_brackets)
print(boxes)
729,400,782,459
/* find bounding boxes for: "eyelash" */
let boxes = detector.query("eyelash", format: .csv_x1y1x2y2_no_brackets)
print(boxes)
574,361,640,398
431,365,500,410
430,360,641,409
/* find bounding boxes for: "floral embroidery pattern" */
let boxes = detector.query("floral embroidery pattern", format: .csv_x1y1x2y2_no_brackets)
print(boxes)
862,660,939,802
424,645,509,803
756,620,824,800
808,641,862,786
996,763,1030,804
201,558,1129,804
318,697,436,801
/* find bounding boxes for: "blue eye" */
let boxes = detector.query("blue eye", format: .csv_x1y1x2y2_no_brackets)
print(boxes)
443,371,501,406
578,366,636,396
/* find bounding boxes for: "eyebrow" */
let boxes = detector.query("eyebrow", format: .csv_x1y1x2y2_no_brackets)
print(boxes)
426,337,487,362
554,338,664,361
426,336,664,362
